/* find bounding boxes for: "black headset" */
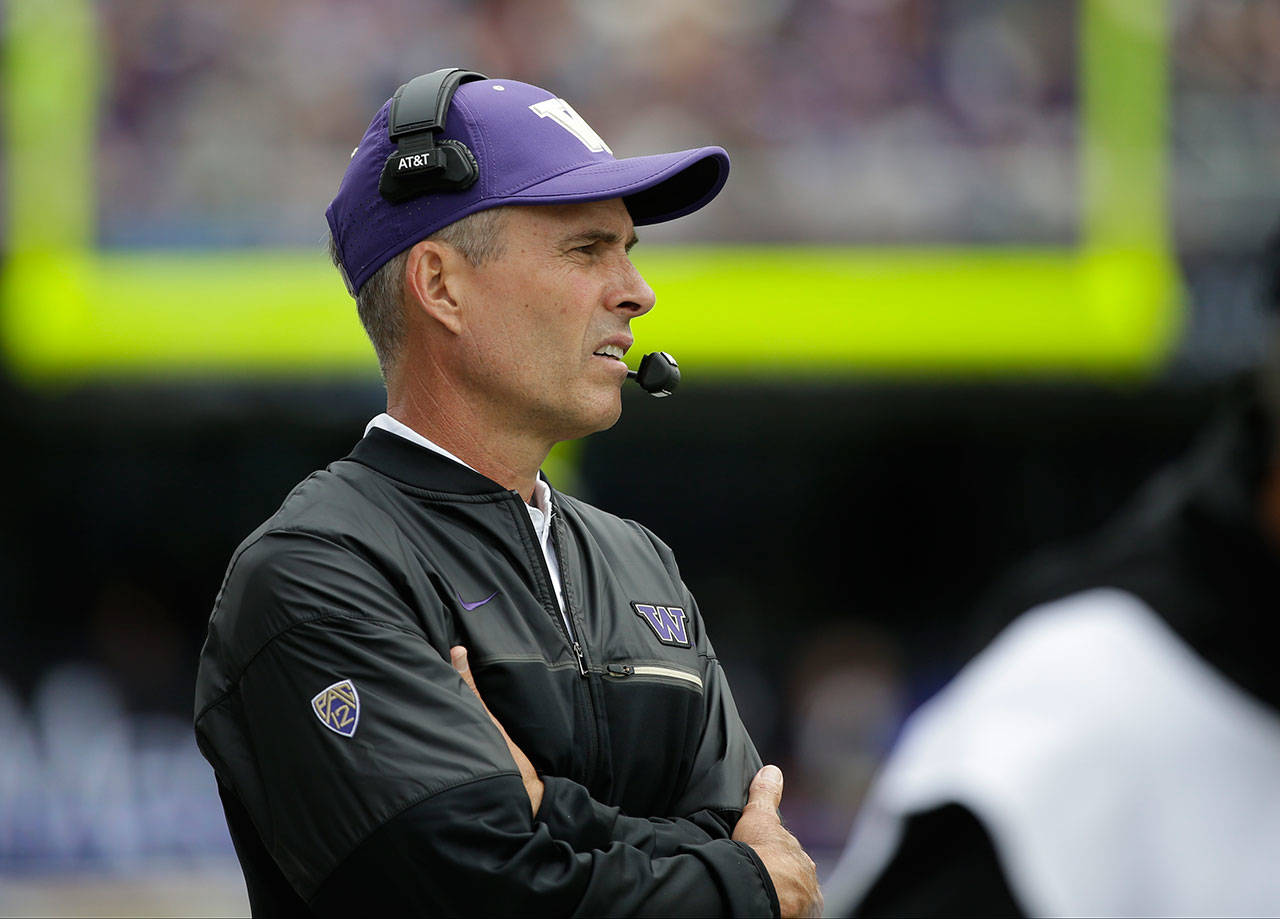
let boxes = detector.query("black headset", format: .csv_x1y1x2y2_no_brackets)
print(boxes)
378,68,488,204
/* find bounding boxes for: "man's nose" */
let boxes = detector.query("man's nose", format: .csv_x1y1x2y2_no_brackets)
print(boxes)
613,259,657,317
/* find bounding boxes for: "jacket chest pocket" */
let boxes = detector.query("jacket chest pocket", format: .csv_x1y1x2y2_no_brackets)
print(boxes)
604,660,703,692
595,656,706,812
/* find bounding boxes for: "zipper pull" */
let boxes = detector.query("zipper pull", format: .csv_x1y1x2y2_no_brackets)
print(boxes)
606,663,634,677
572,641,588,677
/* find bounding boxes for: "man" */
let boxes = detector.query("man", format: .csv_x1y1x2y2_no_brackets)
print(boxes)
824,359,1280,908
194,69,820,917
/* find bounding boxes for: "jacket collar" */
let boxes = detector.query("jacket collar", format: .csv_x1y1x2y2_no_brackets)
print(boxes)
343,427,510,496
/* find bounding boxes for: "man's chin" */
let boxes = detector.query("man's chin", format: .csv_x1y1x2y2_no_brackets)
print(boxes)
563,396,623,440
582,405,623,437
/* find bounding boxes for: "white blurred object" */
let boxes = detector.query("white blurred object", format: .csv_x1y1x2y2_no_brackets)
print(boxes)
825,589,1280,918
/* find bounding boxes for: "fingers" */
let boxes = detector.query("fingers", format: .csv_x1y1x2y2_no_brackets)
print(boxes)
745,764,784,815
452,646,493,720
450,644,469,675
451,645,478,692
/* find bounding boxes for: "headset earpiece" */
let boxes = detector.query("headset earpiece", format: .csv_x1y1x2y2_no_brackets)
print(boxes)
378,68,488,204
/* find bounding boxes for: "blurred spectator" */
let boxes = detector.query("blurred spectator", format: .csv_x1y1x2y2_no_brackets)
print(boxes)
1173,1,1280,255
778,624,906,873
88,579,188,708
823,239,1280,916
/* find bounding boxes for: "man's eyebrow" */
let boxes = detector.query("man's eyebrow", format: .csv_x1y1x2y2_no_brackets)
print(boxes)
562,229,641,252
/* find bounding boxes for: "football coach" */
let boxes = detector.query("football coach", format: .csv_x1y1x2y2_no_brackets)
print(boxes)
194,68,821,918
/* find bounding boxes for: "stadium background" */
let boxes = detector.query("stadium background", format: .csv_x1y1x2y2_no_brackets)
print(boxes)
1,0,1275,914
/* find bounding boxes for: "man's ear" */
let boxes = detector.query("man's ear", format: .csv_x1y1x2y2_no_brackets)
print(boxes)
404,239,465,335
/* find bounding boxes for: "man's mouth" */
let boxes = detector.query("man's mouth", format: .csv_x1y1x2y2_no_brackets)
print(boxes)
593,344,626,361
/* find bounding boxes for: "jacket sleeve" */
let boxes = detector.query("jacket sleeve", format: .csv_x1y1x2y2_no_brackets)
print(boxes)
196,531,777,918
537,775,737,855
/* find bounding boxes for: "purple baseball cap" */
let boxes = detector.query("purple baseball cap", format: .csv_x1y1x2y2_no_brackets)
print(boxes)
326,76,731,295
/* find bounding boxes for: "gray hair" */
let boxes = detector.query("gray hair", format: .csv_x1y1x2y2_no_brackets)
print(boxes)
328,207,508,379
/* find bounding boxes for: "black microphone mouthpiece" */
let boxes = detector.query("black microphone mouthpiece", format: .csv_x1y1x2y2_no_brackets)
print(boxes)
626,351,680,398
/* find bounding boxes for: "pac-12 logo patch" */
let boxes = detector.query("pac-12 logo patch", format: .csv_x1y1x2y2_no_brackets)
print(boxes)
632,603,690,647
312,679,360,738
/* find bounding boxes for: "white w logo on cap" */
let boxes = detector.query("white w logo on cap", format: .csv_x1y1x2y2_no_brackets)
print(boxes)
528,98,613,154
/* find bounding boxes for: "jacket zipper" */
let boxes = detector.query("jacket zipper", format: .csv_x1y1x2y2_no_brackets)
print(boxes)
554,524,590,678
508,489,601,787
509,490,587,677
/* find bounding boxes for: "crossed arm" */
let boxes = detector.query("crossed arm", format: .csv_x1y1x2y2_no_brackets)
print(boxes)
451,646,822,918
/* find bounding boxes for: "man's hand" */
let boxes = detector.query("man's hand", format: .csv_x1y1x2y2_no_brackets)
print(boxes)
732,765,823,919
451,645,544,818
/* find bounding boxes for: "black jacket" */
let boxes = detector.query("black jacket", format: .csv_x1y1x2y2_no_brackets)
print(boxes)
194,428,777,917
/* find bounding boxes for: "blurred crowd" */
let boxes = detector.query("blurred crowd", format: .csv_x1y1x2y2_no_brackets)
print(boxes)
98,0,1080,248
93,0,1280,255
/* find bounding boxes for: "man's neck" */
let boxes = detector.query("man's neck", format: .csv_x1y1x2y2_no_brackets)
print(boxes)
384,398,548,503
